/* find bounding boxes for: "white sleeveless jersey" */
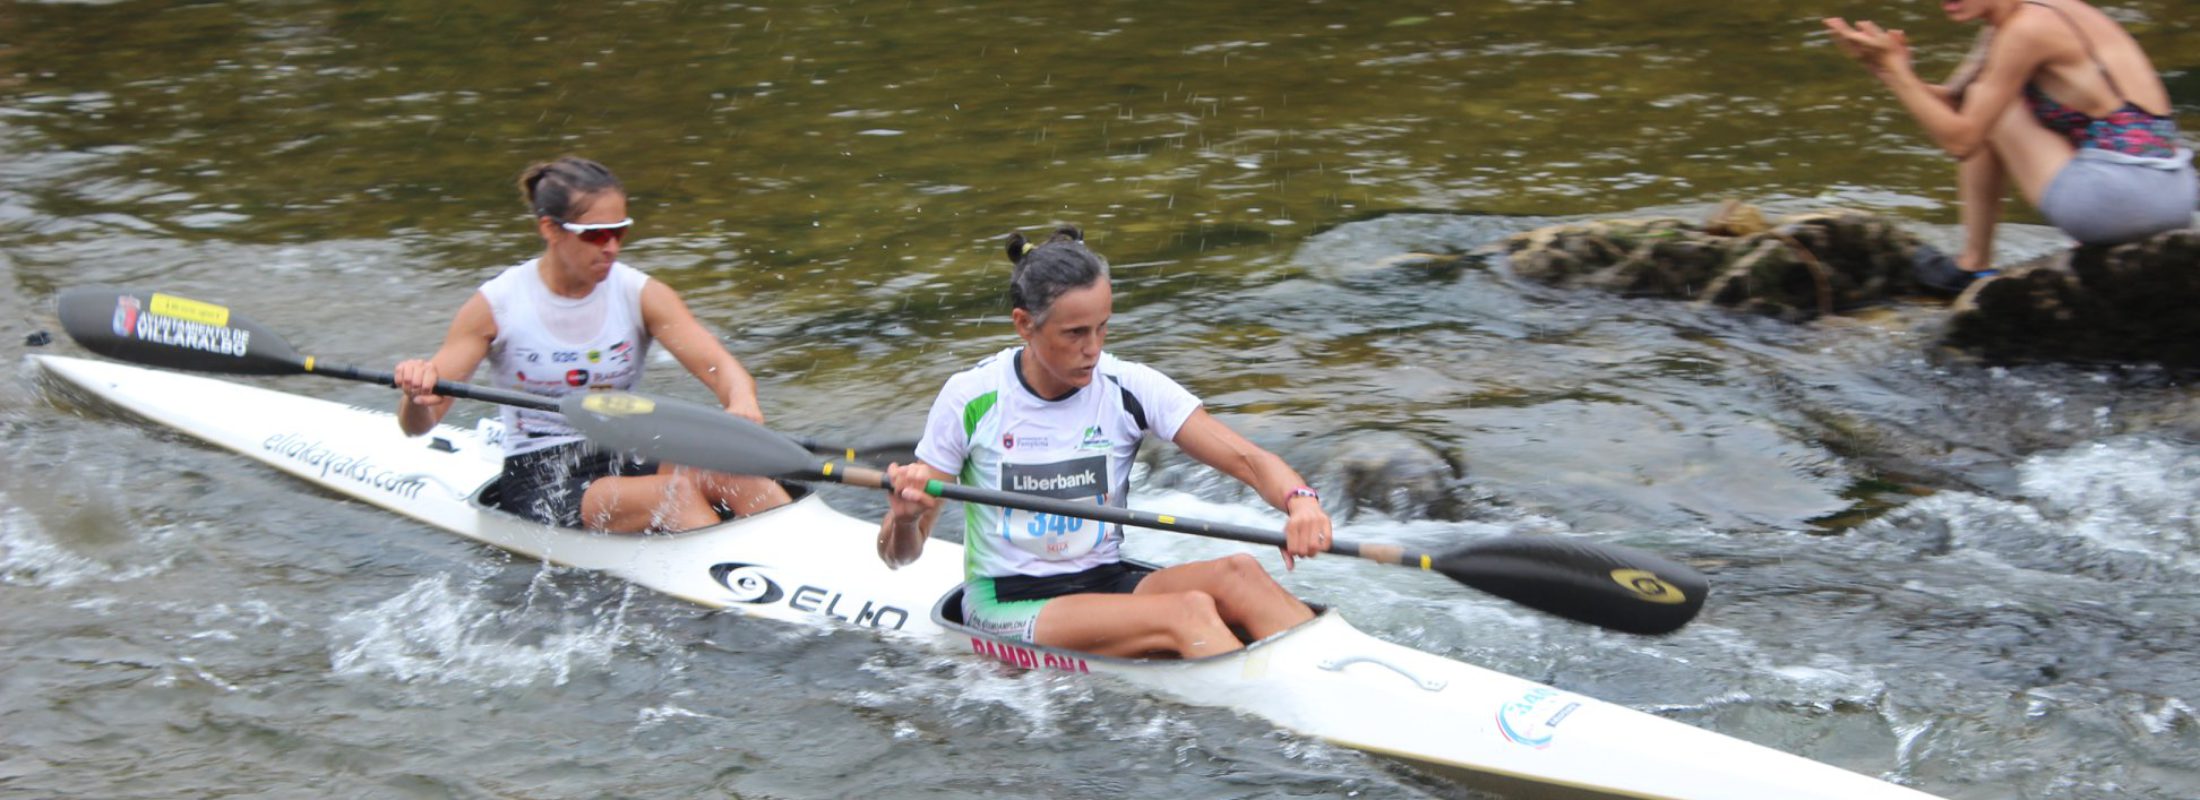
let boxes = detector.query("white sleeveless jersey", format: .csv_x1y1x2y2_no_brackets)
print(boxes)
478,259,652,456
913,348,1202,579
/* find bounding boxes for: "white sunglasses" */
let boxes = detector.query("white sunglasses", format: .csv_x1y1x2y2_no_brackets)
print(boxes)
553,217,633,244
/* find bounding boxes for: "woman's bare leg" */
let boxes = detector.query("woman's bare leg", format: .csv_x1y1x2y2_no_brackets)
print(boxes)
1035,590,1242,658
1961,101,2078,270
1957,148,2008,272
1134,553,1314,641
694,469,792,517
580,472,719,533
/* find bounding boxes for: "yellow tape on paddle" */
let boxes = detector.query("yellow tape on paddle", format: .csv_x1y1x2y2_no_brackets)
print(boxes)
150,294,229,327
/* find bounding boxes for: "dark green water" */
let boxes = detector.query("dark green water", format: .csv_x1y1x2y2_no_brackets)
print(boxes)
3,2,2198,798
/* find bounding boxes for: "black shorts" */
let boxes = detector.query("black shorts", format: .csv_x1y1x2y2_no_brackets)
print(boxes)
989,561,1153,603
500,442,658,528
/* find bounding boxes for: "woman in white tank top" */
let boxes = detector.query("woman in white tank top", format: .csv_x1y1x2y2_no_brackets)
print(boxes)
392,156,790,532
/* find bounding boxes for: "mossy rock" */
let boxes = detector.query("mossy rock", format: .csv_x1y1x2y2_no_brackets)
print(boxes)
1503,206,1927,319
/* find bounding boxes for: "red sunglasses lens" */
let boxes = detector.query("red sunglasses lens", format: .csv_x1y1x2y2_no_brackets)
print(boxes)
577,226,627,245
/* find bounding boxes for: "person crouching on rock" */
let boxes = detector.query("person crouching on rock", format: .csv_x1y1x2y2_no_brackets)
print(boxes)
1825,0,2194,294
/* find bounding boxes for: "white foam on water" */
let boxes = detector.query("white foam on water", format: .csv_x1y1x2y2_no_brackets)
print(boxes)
2016,437,2198,561
1857,436,2200,584
326,573,629,689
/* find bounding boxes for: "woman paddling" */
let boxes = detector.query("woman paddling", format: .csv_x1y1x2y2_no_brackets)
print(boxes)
1825,0,2194,294
395,156,791,532
875,227,1324,658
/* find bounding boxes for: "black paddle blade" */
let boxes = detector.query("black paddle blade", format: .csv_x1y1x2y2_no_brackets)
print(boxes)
559,391,818,478
1434,536,1708,635
55,286,306,375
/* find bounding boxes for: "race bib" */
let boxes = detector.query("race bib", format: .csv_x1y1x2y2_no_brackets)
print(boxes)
999,455,1107,561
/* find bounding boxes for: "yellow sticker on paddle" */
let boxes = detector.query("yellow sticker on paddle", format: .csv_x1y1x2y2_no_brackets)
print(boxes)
1610,569,1688,605
580,393,656,416
150,293,230,327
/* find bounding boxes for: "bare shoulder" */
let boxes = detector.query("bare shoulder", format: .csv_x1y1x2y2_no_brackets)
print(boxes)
637,277,696,322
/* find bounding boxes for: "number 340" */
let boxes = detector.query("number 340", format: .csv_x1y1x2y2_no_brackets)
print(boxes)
1026,513,1085,537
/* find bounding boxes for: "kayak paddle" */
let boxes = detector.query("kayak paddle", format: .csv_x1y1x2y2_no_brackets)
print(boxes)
560,389,1710,636
51,285,913,462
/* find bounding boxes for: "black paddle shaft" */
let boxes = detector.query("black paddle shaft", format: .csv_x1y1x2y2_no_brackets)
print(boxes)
308,361,558,412
820,463,1704,635
560,390,1709,635
56,286,914,460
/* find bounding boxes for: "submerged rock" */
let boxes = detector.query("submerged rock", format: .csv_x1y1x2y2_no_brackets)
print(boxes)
1327,431,1471,522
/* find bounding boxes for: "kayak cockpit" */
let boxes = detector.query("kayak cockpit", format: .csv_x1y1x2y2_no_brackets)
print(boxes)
928,576,1333,672
466,471,813,528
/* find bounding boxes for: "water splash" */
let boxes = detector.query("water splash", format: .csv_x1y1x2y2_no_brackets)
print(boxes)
327,574,631,689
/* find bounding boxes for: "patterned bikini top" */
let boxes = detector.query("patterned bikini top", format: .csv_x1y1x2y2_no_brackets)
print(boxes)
2019,0,2180,158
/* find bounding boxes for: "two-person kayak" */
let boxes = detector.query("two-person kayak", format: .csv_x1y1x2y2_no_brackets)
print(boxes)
33,352,1948,799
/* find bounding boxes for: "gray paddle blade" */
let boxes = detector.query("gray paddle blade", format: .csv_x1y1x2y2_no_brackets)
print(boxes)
56,286,306,375
558,391,818,478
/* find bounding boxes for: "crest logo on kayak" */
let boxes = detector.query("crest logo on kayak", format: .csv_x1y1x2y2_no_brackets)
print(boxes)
1610,569,1688,605
1497,687,1581,749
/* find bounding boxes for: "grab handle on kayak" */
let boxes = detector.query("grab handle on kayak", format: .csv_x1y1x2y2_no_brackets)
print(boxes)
1318,655,1447,692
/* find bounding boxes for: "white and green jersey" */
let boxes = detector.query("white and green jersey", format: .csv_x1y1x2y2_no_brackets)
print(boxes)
914,347,1201,580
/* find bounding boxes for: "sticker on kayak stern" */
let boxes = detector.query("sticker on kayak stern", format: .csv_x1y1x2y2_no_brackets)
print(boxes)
1497,686,1582,749
708,563,911,630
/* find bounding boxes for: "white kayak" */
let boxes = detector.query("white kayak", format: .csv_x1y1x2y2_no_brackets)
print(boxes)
32,353,1948,800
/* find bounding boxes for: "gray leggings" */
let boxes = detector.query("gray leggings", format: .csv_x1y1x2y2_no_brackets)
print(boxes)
2037,147,2197,245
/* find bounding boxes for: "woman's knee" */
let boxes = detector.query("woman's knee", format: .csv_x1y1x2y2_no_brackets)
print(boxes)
1169,589,1220,619
1214,552,1282,588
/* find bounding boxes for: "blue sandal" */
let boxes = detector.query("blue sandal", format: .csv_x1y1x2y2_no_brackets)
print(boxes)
1911,245,1998,295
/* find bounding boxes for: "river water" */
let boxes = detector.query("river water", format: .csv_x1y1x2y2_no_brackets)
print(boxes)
3,1,2197,798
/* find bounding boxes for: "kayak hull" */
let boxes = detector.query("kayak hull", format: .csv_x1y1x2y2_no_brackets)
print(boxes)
31,354,1945,800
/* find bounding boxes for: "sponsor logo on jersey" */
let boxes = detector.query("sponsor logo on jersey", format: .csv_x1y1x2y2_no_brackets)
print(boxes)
1079,425,1108,450
586,349,602,363
565,369,589,387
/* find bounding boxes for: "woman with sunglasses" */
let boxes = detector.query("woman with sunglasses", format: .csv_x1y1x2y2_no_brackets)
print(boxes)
394,156,791,532
1825,0,2192,294
874,227,1324,658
